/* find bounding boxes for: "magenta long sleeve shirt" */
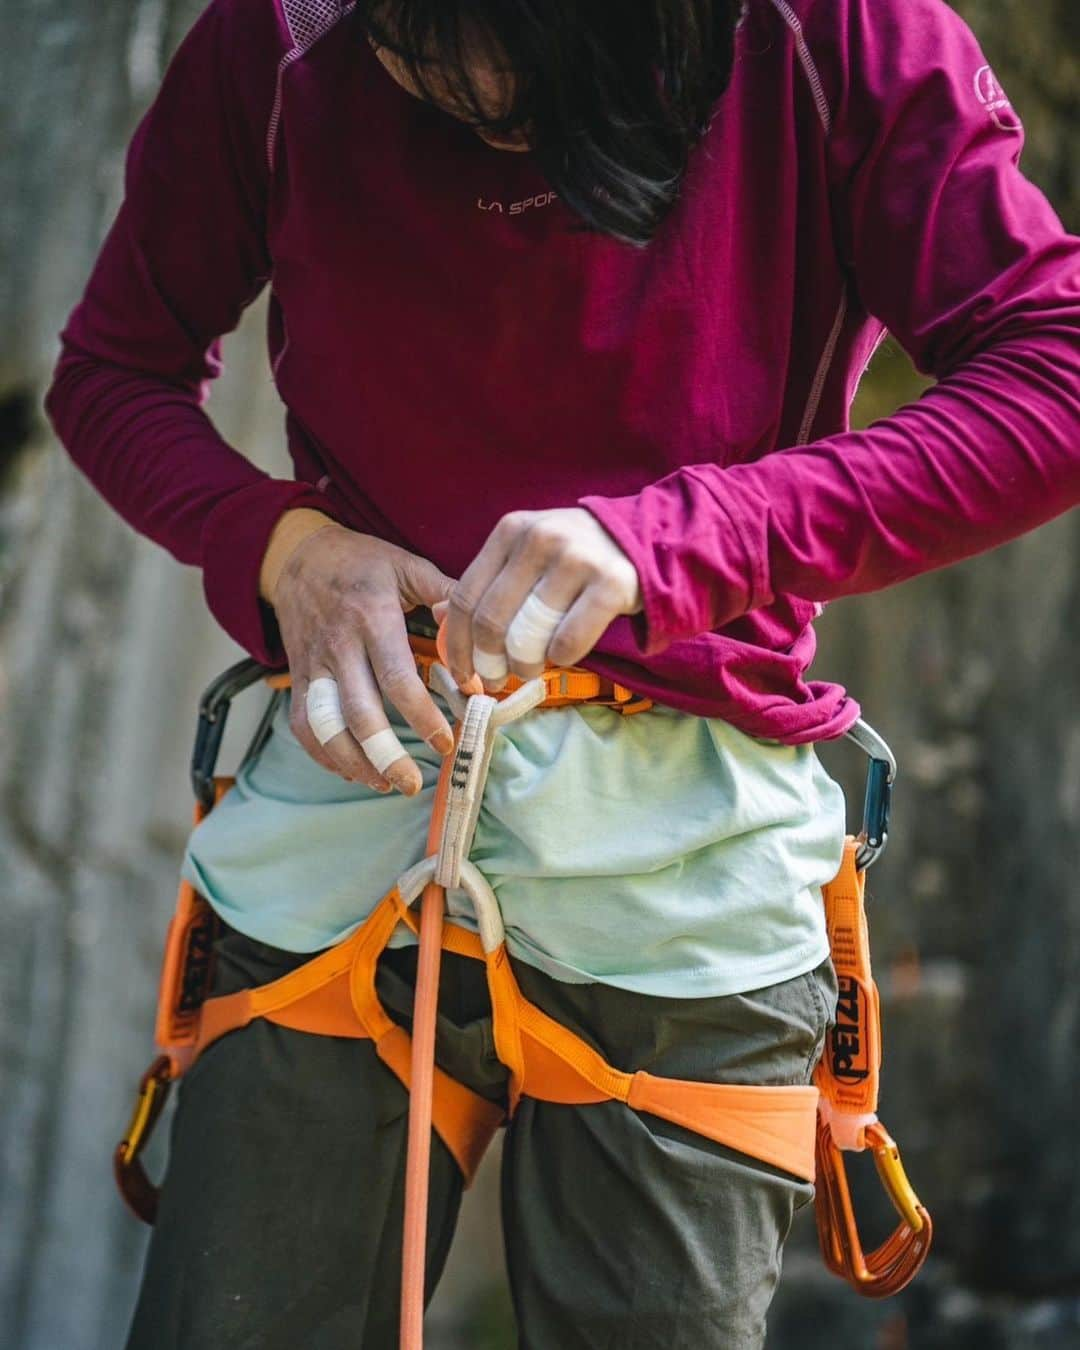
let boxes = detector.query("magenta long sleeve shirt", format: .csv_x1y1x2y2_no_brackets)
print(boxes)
44,0,1080,744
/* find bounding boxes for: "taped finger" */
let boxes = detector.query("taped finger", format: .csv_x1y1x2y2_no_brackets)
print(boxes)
306,676,349,746
360,726,410,775
506,590,567,666
472,646,510,682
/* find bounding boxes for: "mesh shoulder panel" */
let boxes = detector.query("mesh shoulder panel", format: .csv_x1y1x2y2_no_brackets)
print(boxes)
268,0,355,167
280,0,347,53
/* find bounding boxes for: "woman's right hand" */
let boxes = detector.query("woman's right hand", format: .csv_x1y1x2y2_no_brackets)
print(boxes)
266,518,457,795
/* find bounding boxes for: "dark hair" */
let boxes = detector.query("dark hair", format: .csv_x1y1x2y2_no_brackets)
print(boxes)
358,1,744,247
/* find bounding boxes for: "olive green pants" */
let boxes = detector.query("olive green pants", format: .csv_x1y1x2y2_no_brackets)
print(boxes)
125,926,837,1350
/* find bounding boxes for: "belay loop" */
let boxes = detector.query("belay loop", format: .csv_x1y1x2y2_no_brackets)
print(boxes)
114,617,931,1343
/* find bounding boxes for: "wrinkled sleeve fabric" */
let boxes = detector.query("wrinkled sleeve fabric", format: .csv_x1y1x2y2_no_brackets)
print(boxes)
581,0,1080,657
42,0,337,665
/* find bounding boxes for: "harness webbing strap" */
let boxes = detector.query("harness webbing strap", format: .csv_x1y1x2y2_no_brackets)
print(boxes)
179,884,821,1188
405,635,651,714
485,941,819,1179
189,890,505,1183
502,952,819,1177
627,1077,818,1180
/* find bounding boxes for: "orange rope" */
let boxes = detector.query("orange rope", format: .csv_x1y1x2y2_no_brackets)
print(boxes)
399,721,460,1348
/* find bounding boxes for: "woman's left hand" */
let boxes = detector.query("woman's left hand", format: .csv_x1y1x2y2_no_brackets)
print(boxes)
439,507,643,689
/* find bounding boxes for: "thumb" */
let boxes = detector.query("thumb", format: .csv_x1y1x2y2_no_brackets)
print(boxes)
397,552,457,611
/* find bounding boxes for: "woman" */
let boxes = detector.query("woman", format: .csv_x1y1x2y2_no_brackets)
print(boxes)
45,0,1079,1346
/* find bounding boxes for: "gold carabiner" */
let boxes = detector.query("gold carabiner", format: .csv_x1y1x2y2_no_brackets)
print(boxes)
866,1121,926,1233
114,1055,173,1224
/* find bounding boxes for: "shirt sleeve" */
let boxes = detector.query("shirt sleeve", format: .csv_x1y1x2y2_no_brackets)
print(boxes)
579,0,1080,657
42,0,338,666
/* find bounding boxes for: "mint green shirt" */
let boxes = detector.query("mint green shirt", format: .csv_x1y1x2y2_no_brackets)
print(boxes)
181,688,848,997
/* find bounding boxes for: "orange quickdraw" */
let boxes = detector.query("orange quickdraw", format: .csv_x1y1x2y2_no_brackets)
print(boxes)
810,738,932,1297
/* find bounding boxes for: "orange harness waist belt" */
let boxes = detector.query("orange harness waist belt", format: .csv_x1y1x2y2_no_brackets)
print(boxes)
115,631,930,1332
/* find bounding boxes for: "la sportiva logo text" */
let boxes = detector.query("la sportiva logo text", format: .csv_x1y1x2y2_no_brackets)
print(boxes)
477,191,559,215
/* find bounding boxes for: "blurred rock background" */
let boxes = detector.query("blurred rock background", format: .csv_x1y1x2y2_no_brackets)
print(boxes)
0,2,1076,1347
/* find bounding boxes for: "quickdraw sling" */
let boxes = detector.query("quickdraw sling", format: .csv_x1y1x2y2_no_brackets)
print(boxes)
116,620,931,1345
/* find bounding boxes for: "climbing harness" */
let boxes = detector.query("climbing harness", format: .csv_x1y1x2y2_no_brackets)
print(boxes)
115,617,931,1341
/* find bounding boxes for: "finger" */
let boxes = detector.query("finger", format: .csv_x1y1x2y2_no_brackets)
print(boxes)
471,522,580,682
289,674,347,777
463,528,555,691
331,648,426,796
395,551,457,614
472,644,510,690
504,573,581,681
545,581,622,669
291,667,392,791
362,605,455,759
305,662,397,792
444,514,527,685
305,674,349,744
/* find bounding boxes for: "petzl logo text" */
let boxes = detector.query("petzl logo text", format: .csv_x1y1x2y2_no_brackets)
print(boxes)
829,974,870,1084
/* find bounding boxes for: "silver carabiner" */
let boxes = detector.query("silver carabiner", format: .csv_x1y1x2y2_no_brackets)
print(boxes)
842,717,896,871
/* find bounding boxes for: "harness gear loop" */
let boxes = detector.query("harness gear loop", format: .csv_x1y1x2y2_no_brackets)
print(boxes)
114,618,932,1336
